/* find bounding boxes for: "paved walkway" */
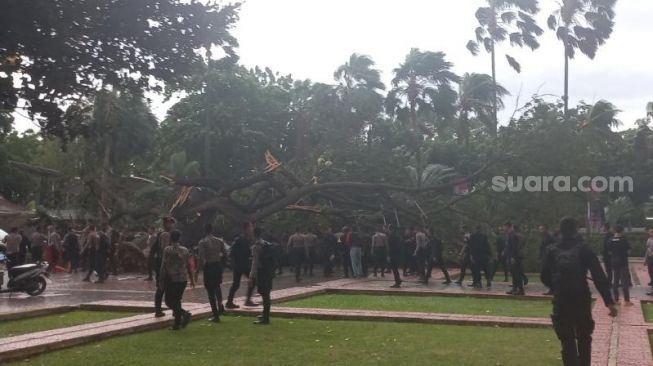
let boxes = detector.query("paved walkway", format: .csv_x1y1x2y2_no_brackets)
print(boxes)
1,263,653,365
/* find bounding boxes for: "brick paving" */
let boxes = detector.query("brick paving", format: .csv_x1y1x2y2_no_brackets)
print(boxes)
1,262,653,365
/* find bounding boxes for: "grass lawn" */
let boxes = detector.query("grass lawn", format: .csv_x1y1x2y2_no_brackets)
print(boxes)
642,302,653,322
11,316,560,366
0,310,140,338
279,293,552,318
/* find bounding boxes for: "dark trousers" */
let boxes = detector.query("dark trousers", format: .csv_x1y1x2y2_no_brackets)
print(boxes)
6,253,20,269
552,301,594,366
304,247,316,275
494,255,509,280
612,264,630,302
510,258,525,291
389,259,402,284
458,253,470,282
603,256,613,286
372,248,387,276
154,258,163,310
323,252,334,276
68,252,79,272
257,272,273,320
204,262,224,317
415,248,429,280
292,248,305,282
472,258,491,285
647,257,653,290
427,255,451,283
164,281,187,326
31,246,43,263
95,253,107,281
340,251,350,277
227,268,254,304
84,249,97,280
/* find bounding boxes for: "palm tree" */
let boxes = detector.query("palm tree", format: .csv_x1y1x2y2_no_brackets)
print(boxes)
334,53,385,92
385,49,459,137
467,0,543,128
457,73,510,143
646,101,653,120
580,100,621,130
547,0,617,115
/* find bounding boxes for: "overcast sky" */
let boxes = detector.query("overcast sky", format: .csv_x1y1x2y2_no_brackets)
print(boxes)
13,0,653,132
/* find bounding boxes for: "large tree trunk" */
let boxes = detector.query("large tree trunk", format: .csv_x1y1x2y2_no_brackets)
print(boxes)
100,135,112,221
490,42,498,137
564,45,569,116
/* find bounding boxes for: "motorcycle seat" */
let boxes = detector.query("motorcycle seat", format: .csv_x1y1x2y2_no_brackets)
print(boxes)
9,263,39,276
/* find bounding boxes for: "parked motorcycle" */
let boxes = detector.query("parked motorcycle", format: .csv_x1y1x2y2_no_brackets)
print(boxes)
0,253,49,296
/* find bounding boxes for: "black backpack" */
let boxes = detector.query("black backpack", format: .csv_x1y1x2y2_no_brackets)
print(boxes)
552,243,585,294
259,240,277,272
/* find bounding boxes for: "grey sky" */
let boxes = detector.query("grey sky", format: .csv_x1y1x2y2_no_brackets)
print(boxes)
13,0,653,132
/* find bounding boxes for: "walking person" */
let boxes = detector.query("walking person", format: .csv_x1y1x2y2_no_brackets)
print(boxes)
455,226,471,285
321,227,337,277
402,228,416,276
250,227,276,325
494,227,509,282
226,222,257,309
349,228,364,278
386,225,403,288
505,222,526,295
371,228,388,277
144,226,157,281
160,230,194,330
340,227,353,278
541,216,617,366
63,227,80,273
303,230,318,276
609,225,632,306
82,225,100,282
425,232,452,285
287,229,306,283
153,217,175,317
414,226,430,283
47,225,62,272
645,228,653,296
539,224,557,295
30,226,47,264
602,223,614,286
469,225,492,288
18,230,30,265
2,227,22,269
95,228,111,283
197,223,228,322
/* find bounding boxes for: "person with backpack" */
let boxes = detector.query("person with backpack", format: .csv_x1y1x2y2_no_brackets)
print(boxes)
160,230,194,330
541,216,617,366
153,217,175,317
610,225,632,306
197,223,228,322
249,227,276,325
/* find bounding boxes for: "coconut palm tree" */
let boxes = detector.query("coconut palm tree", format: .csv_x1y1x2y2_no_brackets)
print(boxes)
466,0,543,128
385,49,459,137
334,53,385,92
547,0,617,115
457,73,510,143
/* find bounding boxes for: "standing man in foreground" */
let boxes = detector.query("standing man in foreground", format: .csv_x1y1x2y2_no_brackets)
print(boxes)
197,223,228,322
250,227,276,325
160,230,194,330
541,216,617,366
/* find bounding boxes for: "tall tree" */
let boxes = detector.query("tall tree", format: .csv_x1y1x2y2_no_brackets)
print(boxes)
466,0,543,132
385,49,459,137
547,0,617,115
0,0,239,138
457,73,510,144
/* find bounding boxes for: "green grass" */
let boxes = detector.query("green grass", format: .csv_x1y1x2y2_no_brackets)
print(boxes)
10,316,560,366
0,310,140,338
643,302,653,322
279,293,552,318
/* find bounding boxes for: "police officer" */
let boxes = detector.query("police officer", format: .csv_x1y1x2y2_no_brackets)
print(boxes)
541,216,617,366
153,217,175,317
250,227,276,325
287,229,306,282
386,225,403,288
454,226,471,285
469,225,492,288
504,222,525,295
197,223,228,322
610,225,632,306
425,232,451,285
160,230,195,330
601,223,614,286
226,222,257,309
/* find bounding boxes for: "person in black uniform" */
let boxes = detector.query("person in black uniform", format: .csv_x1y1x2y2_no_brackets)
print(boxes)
226,222,257,309
197,223,228,322
610,225,632,306
402,228,416,276
455,226,471,285
539,224,557,295
541,216,617,366
469,225,492,288
601,223,613,286
505,222,525,295
250,227,276,325
386,225,403,288
425,232,451,285
493,227,509,282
